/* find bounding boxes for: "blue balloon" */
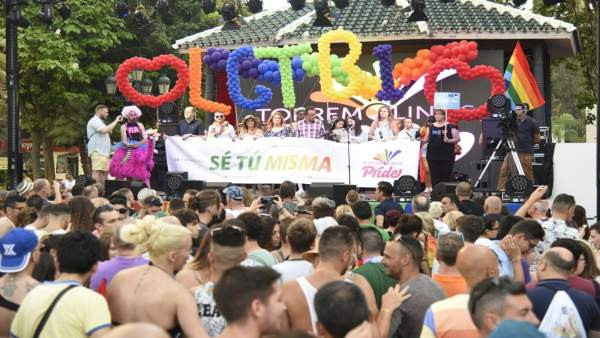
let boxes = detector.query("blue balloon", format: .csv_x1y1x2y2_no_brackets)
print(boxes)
258,74,265,81
248,68,259,78
268,61,278,72
292,56,303,69
264,71,273,81
257,63,268,74
222,50,230,59
241,60,252,70
226,45,273,110
272,71,281,83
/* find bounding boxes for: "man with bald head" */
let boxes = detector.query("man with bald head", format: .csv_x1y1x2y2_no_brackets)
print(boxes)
420,245,499,338
526,247,600,337
484,196,502,216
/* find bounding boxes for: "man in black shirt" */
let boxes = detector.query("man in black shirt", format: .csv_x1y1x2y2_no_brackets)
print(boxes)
497,103,540,190
374,181,403,227
455,182,484,216
176,106,204,138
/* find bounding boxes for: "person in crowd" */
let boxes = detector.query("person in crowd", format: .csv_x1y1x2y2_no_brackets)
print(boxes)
374,181,403,228
412,193,430,213
0,194,26,235
312,197,337,235
336,214,361,235
347,116,367,143
368,105,396,141
109,194,131,222
272,219,294,263
168,198,185,214
382,235,445,337
63,172,76,191
136,196,167,219
273,219,316,282
16,180,34,199
0,229,40,336
222,186,248,219
496,215,523,240
314,281,372,337
326,118,349,143
182,189,199,208
83,184,100,199
484,196,502,216
577,240,600,283
354,229,397,309
23,204,51,231
468,277,539,338
515,186,549,221
207,112,235,139
441,194,460,217
36,204,71,238
526,247,600,337
11,231,112,337
296,107,325,139
90,224,148,295
258,215,280,251
432,232,467,297
15,209,36,229
543,238,598,297
193,225,247,337
214,266,286,338
173,208,203,252
351,201,390,241
455,182,484,216
475,214,501,246
25,194,44,214
108,216,208,338
264,111,294,137
177,106,204,138
589,222,600,249
497,103,539,190
397,118,419,141
277,181,298,214
456,215,484,243
395,214,424,238
383,209,402,233
237,115,264,139
345,190,360,205
538,193,580,253
87,104,123,186
489,220,544,283
421,244,500,338
109,106,153,188
103,323,170,338
238,212,277,267
573,205,589,238
421,109,460,187
188,190,222,239
92,204,122,238
68,196,96,232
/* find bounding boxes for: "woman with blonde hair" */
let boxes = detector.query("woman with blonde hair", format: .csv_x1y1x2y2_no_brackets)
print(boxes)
237,115,264,139
368,105,397,141
108,216,208,338
334,204,354,219
264,111,293,137
443,210,464,231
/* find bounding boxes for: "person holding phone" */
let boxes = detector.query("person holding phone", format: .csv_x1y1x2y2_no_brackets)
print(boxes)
421,109,460,188
87,104,123,186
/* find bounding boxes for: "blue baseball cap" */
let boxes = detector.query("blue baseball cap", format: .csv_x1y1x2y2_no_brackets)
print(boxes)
0,229,38,273
223,186,244,201
489,320,545,338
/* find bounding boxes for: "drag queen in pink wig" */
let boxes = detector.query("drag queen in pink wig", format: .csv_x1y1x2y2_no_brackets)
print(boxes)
109,105,154,187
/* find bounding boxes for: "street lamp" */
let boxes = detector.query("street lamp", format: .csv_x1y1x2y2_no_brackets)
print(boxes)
131,69,143,82
141,78,153,94
157,74,171,94
104,75,117,95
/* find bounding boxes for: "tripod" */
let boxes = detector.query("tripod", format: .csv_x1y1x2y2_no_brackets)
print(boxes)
474,136,525,189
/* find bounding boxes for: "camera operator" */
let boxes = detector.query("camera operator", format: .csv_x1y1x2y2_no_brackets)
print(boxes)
497,103,540,190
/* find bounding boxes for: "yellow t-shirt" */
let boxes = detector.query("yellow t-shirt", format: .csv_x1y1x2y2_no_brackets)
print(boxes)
11,281,111,338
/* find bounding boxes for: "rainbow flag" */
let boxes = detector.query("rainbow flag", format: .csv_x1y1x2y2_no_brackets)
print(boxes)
504,42,545,109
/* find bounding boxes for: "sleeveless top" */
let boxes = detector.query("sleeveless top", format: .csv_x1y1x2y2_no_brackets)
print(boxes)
0,294,19,311
125,122,142,142
427,124,455,160
194,282,226,337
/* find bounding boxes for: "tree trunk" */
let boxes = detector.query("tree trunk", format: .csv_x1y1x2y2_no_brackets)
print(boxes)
43,134,55,181
31,129,42,179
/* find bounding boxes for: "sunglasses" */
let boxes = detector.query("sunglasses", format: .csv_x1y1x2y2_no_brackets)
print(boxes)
146,198,163,207
116,208,129,214
215,115,224,119
211,225,246,246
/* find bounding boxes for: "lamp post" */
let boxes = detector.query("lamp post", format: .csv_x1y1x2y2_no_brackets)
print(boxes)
157,74,171,94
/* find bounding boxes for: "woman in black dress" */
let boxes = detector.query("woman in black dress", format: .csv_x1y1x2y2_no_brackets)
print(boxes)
422,109,461,188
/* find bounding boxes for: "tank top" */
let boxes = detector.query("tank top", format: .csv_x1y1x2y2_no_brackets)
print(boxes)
194,282,226,337
427,124,455,160
126,122,142,142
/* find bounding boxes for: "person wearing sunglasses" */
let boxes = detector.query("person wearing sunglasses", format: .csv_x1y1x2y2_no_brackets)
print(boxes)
207,112,235,139
137,196,167,219
109,194,132,222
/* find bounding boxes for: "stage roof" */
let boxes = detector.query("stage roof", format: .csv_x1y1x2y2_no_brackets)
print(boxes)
173,0,577,57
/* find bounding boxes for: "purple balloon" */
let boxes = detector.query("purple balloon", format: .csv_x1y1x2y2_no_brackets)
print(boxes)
248,68,259,78
217,59,227,70
212,51,222,61
209,62,218,70
251,59,261,67
241,69,250,78
203,55,212,64
222,50,230,59
241,60,252,70
207,48,215,54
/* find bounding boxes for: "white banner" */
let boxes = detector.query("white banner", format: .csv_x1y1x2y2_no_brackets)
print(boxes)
165,137,420,187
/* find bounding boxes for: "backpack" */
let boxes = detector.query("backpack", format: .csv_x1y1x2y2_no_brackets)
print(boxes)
538,289,586,338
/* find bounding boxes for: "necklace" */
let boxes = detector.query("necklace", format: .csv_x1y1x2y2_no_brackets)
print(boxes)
149,262,174,278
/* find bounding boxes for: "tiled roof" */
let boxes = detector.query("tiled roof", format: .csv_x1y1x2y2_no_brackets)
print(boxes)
173,0,576,52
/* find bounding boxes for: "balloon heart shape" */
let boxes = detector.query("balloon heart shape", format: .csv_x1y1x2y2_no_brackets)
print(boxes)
423,58,505,125
116,55,190,108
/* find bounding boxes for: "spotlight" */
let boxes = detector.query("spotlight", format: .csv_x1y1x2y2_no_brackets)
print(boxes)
505,175,532,200
58,3,71,19
381,0,396,6
221,3,238,21
166,172,188,197
159,102,178,124
407,0,427,22
115,0,130,18
289,0,306,10
333,0,349,9
313,0,333,27
156,0,169,16
202,0,216,13
7,8,31,28
246,0,263,13
129,5,156,33
37,2,54,25
487,94,511,117
394,175,420,195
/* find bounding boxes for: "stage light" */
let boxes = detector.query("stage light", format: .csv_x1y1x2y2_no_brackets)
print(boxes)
487,94,511,116
313,0,333,27
221,3,238,21
202,0,216,13
166,172,189,197
505,175,531,196
381,0,396,6
394,175,419,194
7,8,31,28
37,2,54,25
246,0,263,13
115,0,130,18
333,0,349,9
159,102,178,124
156,0,169,16
289,0,306,10
407,0,427,22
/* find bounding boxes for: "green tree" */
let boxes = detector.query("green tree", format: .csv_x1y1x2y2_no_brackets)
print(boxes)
552,113,582,142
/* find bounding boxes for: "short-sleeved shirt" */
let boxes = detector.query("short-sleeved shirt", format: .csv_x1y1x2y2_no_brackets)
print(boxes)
194,281,226,337
241,249,277,267
296,119,325,139
87,115,111,156
11,280,111,338
353,261,397,309
374,198,404,218
273,259,314,283
514,116,540,154
537,217,579,254
177,119,204,136
420,294,479,338
360,224,390,242
489,240,515,279
90,255,149,292
432,274,468,298
526,279,600,333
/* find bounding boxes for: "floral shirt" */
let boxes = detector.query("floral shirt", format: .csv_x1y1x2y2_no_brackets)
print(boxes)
537,217,580,253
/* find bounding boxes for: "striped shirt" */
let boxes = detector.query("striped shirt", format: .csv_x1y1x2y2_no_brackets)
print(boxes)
420,294,479,338
296,119,325,139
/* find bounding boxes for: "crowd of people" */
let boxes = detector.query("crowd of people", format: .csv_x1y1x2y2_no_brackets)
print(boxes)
0,177,599,338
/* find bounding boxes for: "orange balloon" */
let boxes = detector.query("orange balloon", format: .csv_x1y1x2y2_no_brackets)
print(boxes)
411,68,421,80
405,58,416,68
416,49,430,59
189,47,232,115
414,56,424,67
401,67,411,78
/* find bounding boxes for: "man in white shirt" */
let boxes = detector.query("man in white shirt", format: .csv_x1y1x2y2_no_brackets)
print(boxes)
86,104,123,186
537,193,580,253
273,219,316,282
397,118,420,141
312,197,338,235
63,172,76,191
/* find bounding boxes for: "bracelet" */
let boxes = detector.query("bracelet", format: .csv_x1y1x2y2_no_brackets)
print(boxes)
381,308,394,314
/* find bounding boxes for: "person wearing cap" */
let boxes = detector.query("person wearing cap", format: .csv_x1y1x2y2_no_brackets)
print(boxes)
177,106,204,139
237,115,264,139
207,112,235,139
0,195,27,238
15,181,34,198
0,228,40,336
87,104,124,186
135,196,167,219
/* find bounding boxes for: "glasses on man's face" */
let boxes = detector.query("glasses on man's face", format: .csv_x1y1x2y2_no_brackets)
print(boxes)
215,115,224,119
147,198,163,207
527,239,539,251
116,208,129,214
211,225,246,246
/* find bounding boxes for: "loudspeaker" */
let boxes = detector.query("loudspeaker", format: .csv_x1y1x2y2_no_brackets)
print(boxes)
470,160,502,190
332,184,356,206
205,182,229,189
166,172,188,197
158,123,178,136
130,181,146,198
180,180,206,193
431,182,458,201
105,180,130,197
309,183,339,200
